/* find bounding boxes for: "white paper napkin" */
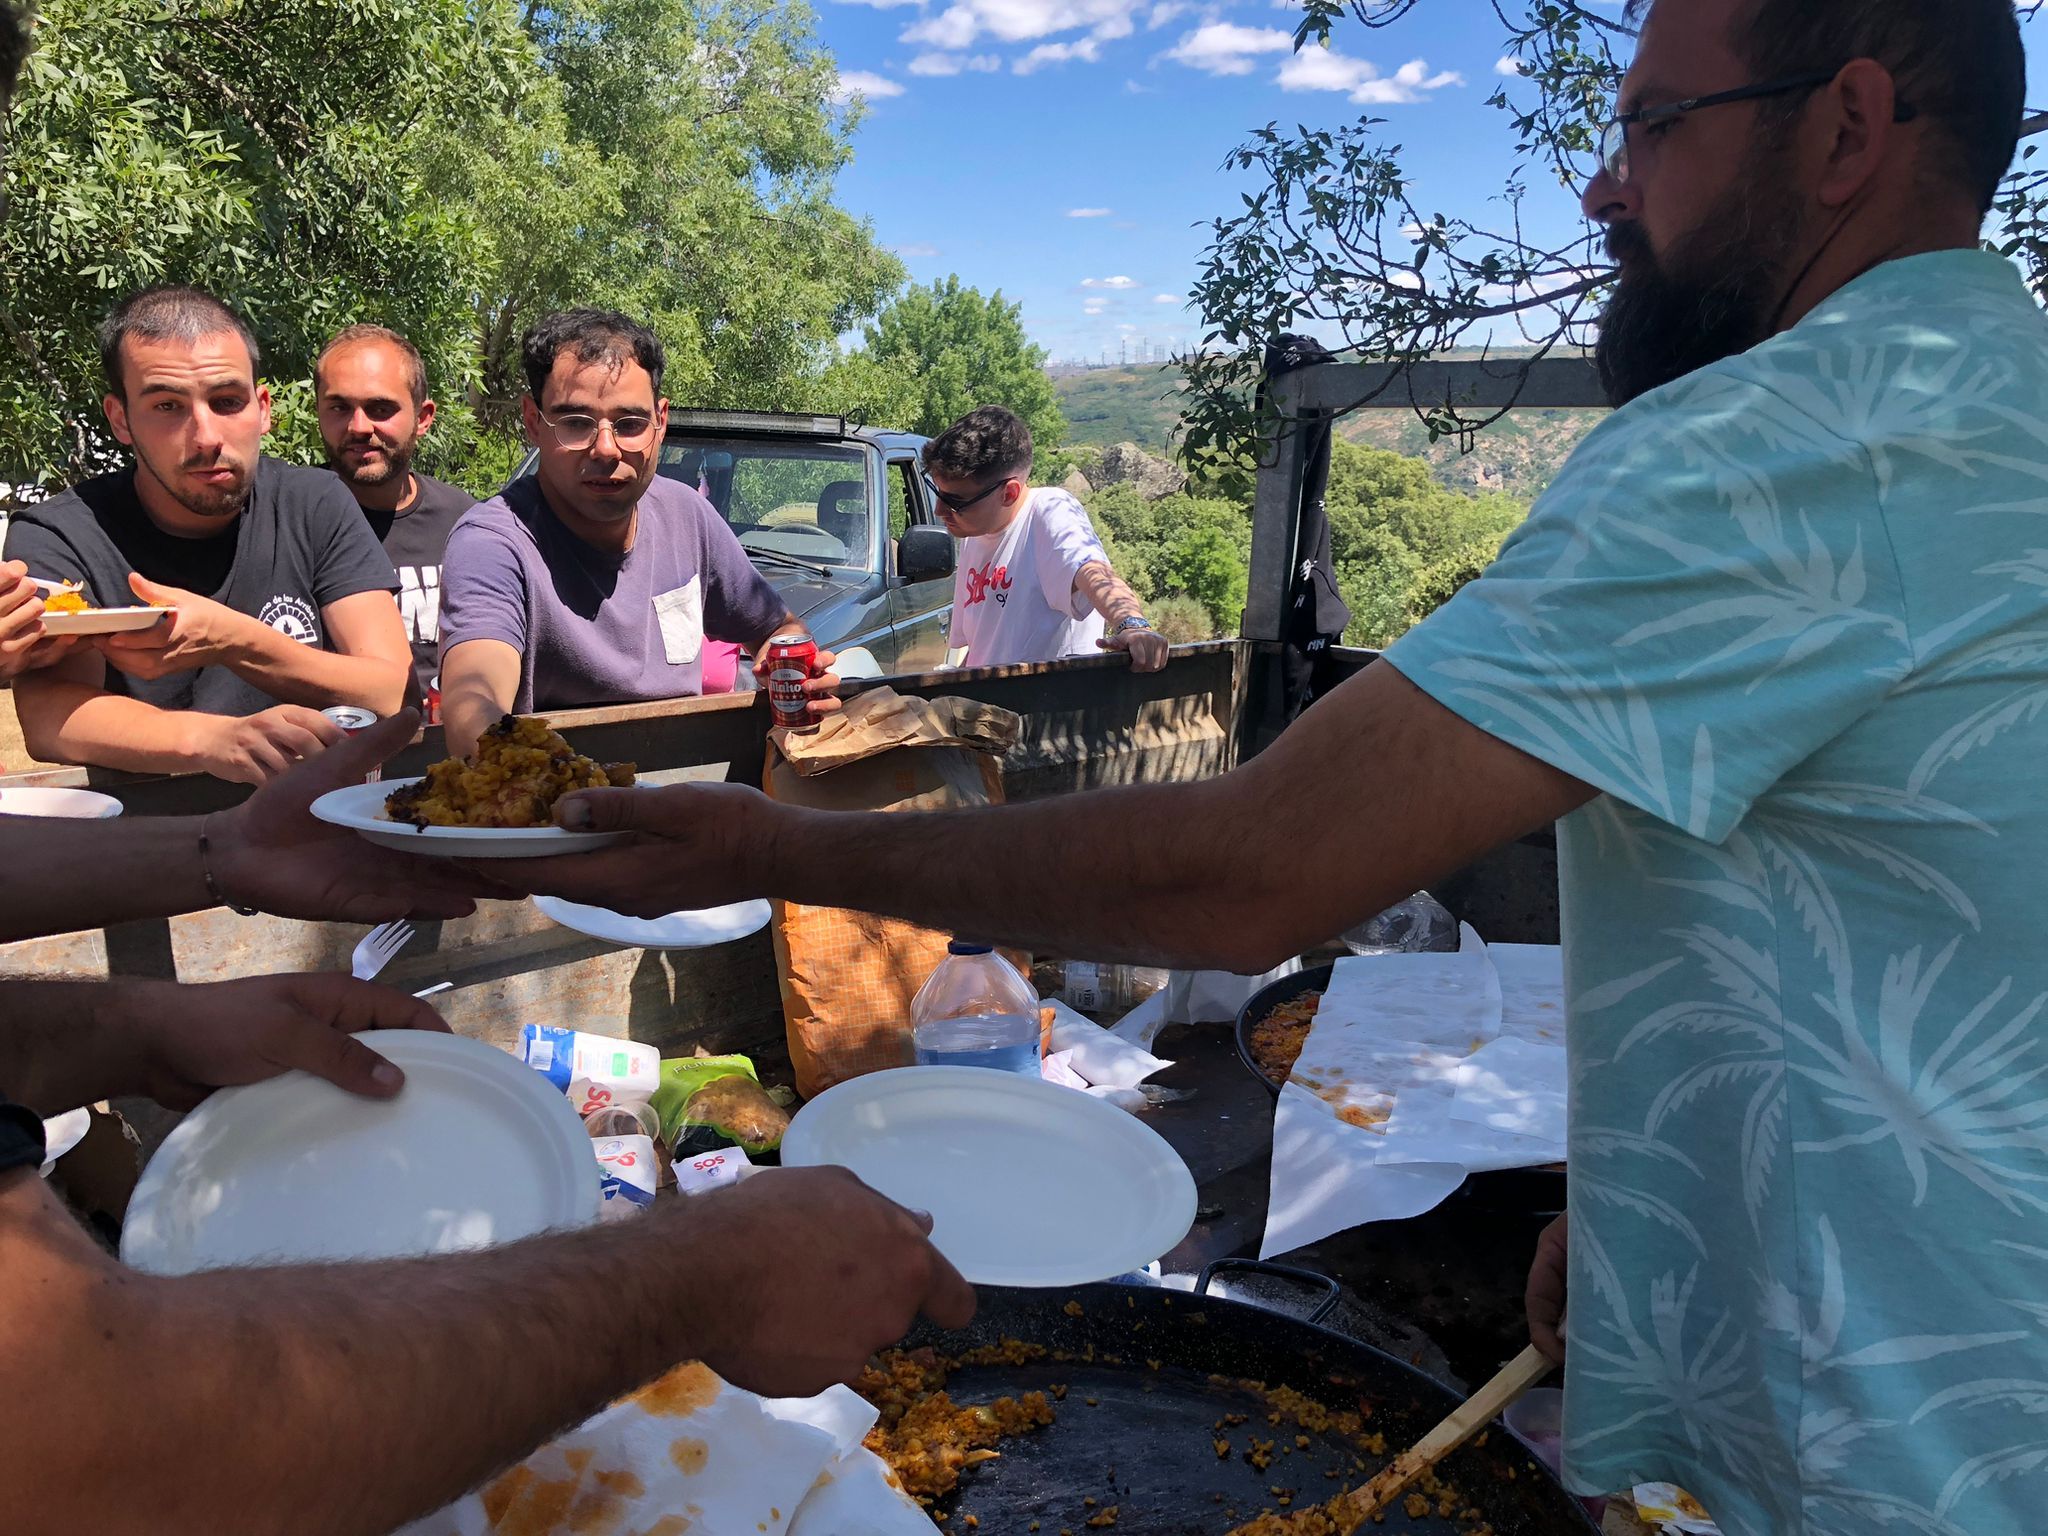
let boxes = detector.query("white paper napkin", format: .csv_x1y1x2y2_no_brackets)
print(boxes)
1490,943,1565,1044
1045,1002,1172,1087
399,1368,917,1536
1260,1082,1466,1257
1313,925,1501,1050
1449,1036,1568,1145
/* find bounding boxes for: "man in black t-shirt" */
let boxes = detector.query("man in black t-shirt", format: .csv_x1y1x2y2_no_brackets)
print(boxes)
315,324,474,714
3,286,410,784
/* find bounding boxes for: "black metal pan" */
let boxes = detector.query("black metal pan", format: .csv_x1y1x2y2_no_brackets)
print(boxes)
903,1268,1597,1535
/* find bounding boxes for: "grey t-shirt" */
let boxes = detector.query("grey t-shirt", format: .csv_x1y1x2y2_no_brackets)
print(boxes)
3,457,399,717
437,474,788,712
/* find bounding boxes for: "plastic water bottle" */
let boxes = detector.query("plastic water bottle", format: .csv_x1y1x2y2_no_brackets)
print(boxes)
911,941,1041,1075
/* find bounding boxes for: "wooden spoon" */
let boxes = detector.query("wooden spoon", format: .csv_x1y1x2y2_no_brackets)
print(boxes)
1336,1343,1555,1532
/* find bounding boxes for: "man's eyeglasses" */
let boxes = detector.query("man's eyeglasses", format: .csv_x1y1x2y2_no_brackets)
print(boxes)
1600,67,1919,185
925,474,1014,515
539,410,659,453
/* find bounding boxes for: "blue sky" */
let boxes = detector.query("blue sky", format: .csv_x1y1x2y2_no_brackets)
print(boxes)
814,2,2048,364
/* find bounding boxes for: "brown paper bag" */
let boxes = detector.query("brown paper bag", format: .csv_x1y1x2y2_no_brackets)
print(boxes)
765,688,1022,1099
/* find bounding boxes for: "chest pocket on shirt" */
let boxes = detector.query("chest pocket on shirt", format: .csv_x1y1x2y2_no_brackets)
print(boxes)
653,577,704,666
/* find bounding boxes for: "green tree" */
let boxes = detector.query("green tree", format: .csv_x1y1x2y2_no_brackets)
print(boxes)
1181,3,2048,474
427,0,904,430
1323,440,1524,647
825,276,1066,464
0,0,530,492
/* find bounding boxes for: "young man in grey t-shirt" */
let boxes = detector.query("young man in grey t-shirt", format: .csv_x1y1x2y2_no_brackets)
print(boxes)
437,309,838,756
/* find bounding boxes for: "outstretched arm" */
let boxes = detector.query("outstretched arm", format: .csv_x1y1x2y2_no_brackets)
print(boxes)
494,660,1595,971
0,1161,973,1536
0,710,489,944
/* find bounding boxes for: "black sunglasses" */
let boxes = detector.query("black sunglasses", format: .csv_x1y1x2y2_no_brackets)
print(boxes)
1602,67,1919,183
925,474,1015,515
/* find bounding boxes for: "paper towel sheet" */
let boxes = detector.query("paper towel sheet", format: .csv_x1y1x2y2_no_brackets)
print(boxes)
1261,1082,1466,1257
1490,943,1565,1044
1313,925,1501,1050
1448,1036,1568,1146
400,1369,919,1536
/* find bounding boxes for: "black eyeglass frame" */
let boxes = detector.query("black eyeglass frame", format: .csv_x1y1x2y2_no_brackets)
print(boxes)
1600,67,1919,183
924,473,1016,515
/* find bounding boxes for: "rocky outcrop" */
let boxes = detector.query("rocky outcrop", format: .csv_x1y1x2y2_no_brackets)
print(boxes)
1091,441,1187,501
1060,467,1094,499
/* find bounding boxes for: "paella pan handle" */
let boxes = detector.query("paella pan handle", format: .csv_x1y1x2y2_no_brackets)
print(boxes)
1193,1257,1342,1325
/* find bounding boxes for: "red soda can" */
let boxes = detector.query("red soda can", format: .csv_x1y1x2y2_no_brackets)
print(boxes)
322,705,382,782
763,631,819,731
424,673,441,726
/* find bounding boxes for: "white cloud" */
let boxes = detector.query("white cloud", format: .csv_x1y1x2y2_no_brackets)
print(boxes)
893,242,940,257
1083,298,1109,314
828,69,906,103
904,0,1146,49
1153,293,1180,303
1276,52,1461,104
907,51,1002,73
829,0,924,8
1124,78,1152,93
1162,22,1292,77
902,6,980,48
1081,275,1141,289
1014,36,1101,71
1495,55,1525,77
1146,0,1189,25
1117,323,1140,332
1067,207,1114,217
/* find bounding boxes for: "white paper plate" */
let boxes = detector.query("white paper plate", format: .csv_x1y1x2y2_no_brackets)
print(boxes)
310,777,630,859
40,605,173,635
38,1107,91,1177
121,1031,600,1275
534,894,772,950
0,786,123,819
782,1067,1197,1287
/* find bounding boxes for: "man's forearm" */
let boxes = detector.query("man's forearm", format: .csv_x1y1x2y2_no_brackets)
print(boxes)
228,626,406,714
3,1176,718,1536
1076,561,1143,628
0,817,212,944
759,778,1297,971
0,978,157,1113
14,682,216,777
739,662,1589,971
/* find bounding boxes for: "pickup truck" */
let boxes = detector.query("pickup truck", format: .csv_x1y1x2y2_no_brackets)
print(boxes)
520,409,957,678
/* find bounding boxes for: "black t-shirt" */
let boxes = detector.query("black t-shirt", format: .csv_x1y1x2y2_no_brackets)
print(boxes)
3,457,399,718
358,471,473,703
0,1098,44,1177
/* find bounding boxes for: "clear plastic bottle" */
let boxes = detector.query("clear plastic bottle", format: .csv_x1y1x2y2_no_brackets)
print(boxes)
911,941,1042,1075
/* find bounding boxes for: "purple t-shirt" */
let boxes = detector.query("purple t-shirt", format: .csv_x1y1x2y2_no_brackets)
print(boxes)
438,474,788,712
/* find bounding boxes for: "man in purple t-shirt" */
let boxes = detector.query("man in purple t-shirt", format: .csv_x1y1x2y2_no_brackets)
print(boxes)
437,309,838,756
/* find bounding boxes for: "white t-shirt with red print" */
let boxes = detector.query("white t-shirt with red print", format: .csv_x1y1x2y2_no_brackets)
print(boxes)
947,488,1109,668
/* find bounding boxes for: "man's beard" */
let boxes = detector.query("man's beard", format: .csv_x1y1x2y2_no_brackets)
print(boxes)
1594,167,1806,407
328,437,413,489
135,439,252,520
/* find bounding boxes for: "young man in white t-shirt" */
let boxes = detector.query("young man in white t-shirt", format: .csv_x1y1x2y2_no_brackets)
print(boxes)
924,406,1169,673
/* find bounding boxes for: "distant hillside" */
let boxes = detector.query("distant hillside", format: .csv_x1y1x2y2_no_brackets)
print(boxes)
1339,408,1603,499
1053,367,1186,455
1051,364,1600,500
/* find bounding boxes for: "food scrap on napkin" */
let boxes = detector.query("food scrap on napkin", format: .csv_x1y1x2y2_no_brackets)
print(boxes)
398,1363,927,1536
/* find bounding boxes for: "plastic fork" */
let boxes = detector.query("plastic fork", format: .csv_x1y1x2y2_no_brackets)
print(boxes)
349,920,414,982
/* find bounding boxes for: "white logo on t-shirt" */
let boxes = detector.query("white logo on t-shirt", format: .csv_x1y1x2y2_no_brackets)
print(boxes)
398,566,441,644
259,594,319,645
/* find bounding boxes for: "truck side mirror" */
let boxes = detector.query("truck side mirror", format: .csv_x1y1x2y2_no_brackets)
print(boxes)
898,525,956,584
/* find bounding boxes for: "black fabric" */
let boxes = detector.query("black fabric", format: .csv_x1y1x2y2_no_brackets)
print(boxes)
0,1099,45,1177
360,470,473,703
1262,334,1351,721
4,456,399,718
